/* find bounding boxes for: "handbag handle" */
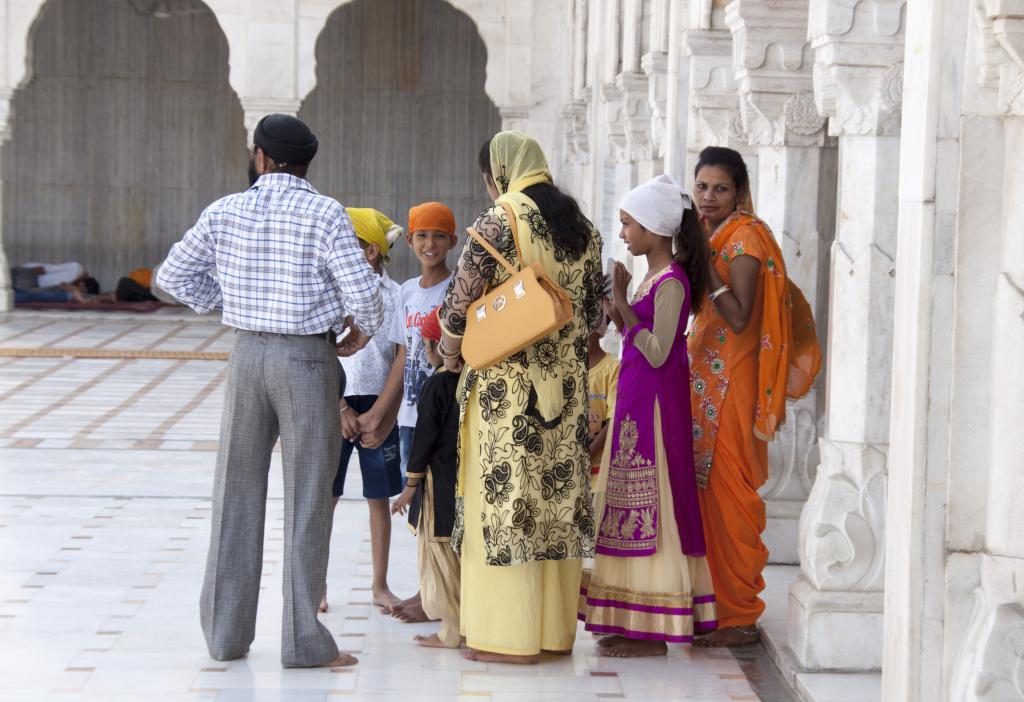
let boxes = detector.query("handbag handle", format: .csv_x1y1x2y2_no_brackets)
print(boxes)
464,201,527,276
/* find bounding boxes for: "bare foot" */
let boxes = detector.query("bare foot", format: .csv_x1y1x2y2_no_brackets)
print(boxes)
461,647,539,664
318,596,328,613
372,586,401,611
326,652,358,668
600,639,667,658
693,626,759,648
414,633,457,649
597,634,626,649
390,599,432,623
382,592,419,616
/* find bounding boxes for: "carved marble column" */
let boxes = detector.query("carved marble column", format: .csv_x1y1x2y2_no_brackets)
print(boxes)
682,22,759,197
0,90,13,312
727,0,836,566
947,3,1024,700
788,0,906,672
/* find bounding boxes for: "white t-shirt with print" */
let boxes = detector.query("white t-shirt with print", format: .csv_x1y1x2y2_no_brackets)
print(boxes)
389,273,453,428
339,270,401,397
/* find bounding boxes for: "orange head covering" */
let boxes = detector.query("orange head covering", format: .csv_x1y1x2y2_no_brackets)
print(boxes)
420,306,442,343
408,202,456,238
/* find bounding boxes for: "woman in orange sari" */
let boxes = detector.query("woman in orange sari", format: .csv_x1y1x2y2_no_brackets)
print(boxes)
688,147,819,647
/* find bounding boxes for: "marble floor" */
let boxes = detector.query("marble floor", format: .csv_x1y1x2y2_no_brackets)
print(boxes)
0,314,796,701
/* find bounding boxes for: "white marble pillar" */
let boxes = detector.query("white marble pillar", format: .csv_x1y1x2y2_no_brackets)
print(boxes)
788,0,905,673
682,13,759,197
727,0,836,565
882,0,967,697
0,90,12,312
662,0,689,182
947,3,1024,700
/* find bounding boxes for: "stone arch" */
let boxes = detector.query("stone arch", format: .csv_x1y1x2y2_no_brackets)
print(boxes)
298,0,502,282
1,0,247,290
293,0,517,117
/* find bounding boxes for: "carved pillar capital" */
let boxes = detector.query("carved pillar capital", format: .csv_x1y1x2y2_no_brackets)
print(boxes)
727,0,826,146
973,0,1024,115
808,0,907,136
560,99,591,165
641,51,670,157
615,71,654,163
684,28,748,149
498,105,532,133
600,82,628,164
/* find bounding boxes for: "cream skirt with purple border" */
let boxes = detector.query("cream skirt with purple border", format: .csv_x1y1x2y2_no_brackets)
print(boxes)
579,401,717,642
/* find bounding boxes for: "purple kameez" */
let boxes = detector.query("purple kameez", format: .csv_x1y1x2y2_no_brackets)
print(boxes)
580,262,717,642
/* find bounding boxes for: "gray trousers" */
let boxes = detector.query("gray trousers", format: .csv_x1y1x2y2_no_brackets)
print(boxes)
200,330,341,667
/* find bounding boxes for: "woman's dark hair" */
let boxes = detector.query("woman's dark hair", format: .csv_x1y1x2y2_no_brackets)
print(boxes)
82,276,100,295
674,207,711,314
479,138,590,260
694,146,749,200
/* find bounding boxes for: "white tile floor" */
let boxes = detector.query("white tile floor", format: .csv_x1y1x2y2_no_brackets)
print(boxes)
0,315,784,701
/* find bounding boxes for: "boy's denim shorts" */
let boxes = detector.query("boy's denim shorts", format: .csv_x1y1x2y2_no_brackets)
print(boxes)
332,394,403,499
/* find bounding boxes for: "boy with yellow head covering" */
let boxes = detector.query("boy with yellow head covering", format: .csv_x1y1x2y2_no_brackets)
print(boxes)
320,207,406,614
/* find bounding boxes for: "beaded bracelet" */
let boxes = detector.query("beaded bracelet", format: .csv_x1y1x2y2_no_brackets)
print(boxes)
709,285,731,302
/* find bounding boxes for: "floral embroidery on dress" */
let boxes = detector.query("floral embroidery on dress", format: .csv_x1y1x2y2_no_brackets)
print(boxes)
717,327,728,344
597,414,660,555
732,242,745,256
761,334,773,350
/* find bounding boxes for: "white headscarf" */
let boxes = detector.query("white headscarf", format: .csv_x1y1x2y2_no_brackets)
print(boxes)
619,174,693,237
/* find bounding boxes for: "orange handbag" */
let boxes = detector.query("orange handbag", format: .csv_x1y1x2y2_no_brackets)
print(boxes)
461,203,574,370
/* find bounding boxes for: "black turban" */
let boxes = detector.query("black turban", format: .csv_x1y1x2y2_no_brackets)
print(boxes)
253,114,318,165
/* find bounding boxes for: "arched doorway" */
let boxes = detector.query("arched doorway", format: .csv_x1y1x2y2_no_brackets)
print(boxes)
299,0,502,282
1,0,247,290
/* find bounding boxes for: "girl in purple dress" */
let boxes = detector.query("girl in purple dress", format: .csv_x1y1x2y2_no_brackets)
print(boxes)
579,175,717,658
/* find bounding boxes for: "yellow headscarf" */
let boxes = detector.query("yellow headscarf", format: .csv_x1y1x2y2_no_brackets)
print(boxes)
488,130,552,194
345,207,402,257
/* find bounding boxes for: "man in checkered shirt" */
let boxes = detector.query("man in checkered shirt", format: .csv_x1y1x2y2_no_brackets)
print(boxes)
157,114,381,670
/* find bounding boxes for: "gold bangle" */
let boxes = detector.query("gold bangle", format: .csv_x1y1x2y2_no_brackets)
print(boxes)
438,340,461,359
709,285,730,302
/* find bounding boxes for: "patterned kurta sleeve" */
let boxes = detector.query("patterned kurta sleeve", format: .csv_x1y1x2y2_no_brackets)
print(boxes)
438,208,509,337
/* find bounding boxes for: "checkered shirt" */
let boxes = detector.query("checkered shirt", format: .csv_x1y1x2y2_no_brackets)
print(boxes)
157,173,383,336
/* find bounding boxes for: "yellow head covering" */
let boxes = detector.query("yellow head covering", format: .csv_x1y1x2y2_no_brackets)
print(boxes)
345,207,401,257
488,130,552,195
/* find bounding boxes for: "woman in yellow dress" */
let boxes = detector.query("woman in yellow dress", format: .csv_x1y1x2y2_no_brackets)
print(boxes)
438,130,604,663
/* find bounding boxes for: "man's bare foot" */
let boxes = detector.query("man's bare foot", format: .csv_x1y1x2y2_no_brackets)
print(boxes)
319,596,328,613
597,634,626,649
326,652,358,667
461,647,539,664
372,586,401,611
600,639,667,658
390,599,432,623
693,626,759,648
414,633,457,649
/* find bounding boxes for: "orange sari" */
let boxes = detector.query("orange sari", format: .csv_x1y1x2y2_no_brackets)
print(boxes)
688,212,819,628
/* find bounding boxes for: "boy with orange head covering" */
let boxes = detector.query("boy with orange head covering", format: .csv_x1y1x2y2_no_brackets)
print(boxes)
356,202,458,623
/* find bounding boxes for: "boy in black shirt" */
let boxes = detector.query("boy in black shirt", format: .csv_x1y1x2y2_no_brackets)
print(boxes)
391,307,460,648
